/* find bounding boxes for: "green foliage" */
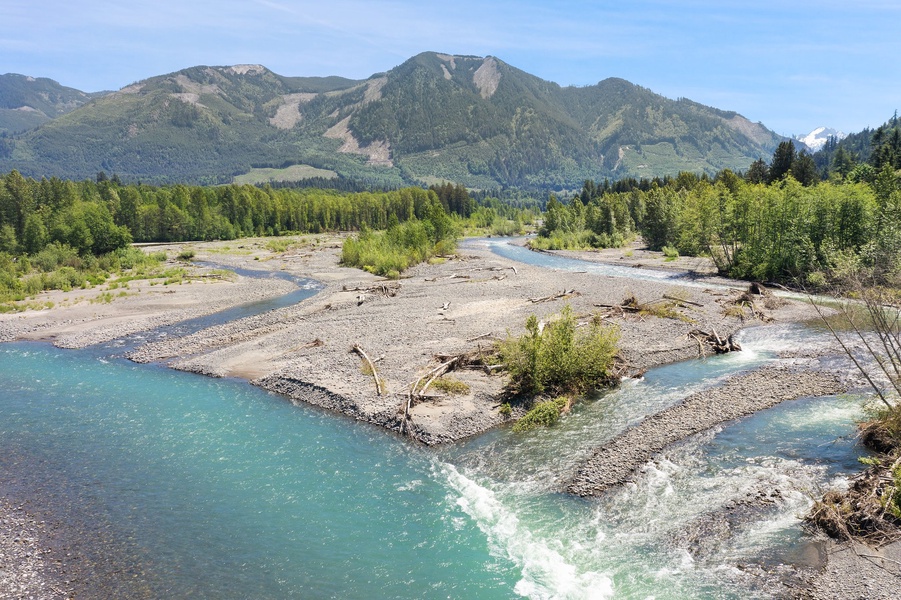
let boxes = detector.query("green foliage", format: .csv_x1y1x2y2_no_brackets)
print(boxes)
177,249,196,261
533,190,633,250
512,397,569,433
545,173,898,287
0,172,463,258
340,204,459,278
498,305,619,397
0,243,174,308
264,238,297,253
430,377,470,396
886,463,901,519
662,245,679,259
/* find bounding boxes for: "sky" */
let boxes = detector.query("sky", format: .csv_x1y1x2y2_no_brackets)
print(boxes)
3,0,899,137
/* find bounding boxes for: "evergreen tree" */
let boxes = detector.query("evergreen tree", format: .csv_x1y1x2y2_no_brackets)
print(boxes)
746,158,769,184
768,141,797,183
792,152,819,186
831,146,857,180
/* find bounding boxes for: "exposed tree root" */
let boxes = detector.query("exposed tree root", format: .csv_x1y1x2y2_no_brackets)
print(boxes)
688,328,742,356
806,453,901,547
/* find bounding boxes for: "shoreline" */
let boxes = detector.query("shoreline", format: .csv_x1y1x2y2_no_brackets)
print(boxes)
0,235,871,598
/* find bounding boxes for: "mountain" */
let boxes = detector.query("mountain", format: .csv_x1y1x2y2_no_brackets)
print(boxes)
0,53,789,188
795,126,846,152
811,114,900,176
0,73,107,134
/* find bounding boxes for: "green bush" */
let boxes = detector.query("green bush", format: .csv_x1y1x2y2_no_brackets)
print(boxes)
512,397,569,433
32,243,81,272
498,305,619,397
341,214,457,278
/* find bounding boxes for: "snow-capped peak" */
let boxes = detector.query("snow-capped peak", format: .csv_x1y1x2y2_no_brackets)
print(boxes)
795,127,846,151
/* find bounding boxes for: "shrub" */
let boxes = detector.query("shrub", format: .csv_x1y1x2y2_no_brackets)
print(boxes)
498,305,619,397
341,216,457,278
265,238,295,253
662,245,679,260
512,397,569,433
32,243,81,272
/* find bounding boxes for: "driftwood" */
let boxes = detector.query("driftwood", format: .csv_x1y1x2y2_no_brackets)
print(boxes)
594,302,641,314
288,338,324,352
352,344,383,396
343,282,401,298
399,356,462,436
530,289,580,303
688,328,742,355
425,273,471,282
434,347,504,375
466,332,495,343
663,294,703,307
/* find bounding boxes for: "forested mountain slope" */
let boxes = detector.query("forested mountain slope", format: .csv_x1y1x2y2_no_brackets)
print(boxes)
1,53,788,188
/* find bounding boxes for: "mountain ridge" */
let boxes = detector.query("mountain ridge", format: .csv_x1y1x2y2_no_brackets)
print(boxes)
1,53,790,188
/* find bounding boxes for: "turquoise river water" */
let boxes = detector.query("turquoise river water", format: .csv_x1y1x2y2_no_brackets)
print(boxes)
0,241,867,599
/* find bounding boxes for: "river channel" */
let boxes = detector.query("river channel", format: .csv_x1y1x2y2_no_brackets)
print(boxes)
0,240,865,598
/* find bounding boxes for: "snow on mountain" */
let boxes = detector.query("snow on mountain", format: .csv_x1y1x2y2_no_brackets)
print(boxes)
795,127,846,151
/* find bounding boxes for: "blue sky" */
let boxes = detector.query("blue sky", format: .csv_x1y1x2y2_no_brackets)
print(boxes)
4,0,899,136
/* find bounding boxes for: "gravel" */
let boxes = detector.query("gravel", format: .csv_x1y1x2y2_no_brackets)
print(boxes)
565,365,847,496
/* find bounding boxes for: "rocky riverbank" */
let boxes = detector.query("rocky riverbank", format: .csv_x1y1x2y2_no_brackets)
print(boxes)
113,236,819,445
566,365,848,496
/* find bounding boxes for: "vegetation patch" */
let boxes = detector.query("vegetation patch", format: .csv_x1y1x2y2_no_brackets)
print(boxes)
512,397,570,433
265,238,299,253
0,244,167,310
341,205,457,278
430,377,470,396
233,165,338,185
498,304,619,398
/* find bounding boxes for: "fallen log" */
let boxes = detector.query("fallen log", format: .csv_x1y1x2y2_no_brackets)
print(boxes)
342,282,401,297
425,273,471,282
530,289,580,303
400,356,461,436
352,344,383,396
663,294,703,307
466,332,495,342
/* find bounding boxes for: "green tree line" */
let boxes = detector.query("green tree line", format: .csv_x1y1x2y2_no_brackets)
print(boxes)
0,171,470,257
538,163,901,286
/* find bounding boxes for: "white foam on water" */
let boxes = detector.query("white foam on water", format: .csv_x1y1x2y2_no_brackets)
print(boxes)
438,462,615,600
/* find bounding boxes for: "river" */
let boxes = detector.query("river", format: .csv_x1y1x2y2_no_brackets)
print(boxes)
0,241,866,599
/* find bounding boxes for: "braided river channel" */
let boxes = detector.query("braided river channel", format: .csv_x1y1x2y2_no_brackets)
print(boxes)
0,240,868,598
